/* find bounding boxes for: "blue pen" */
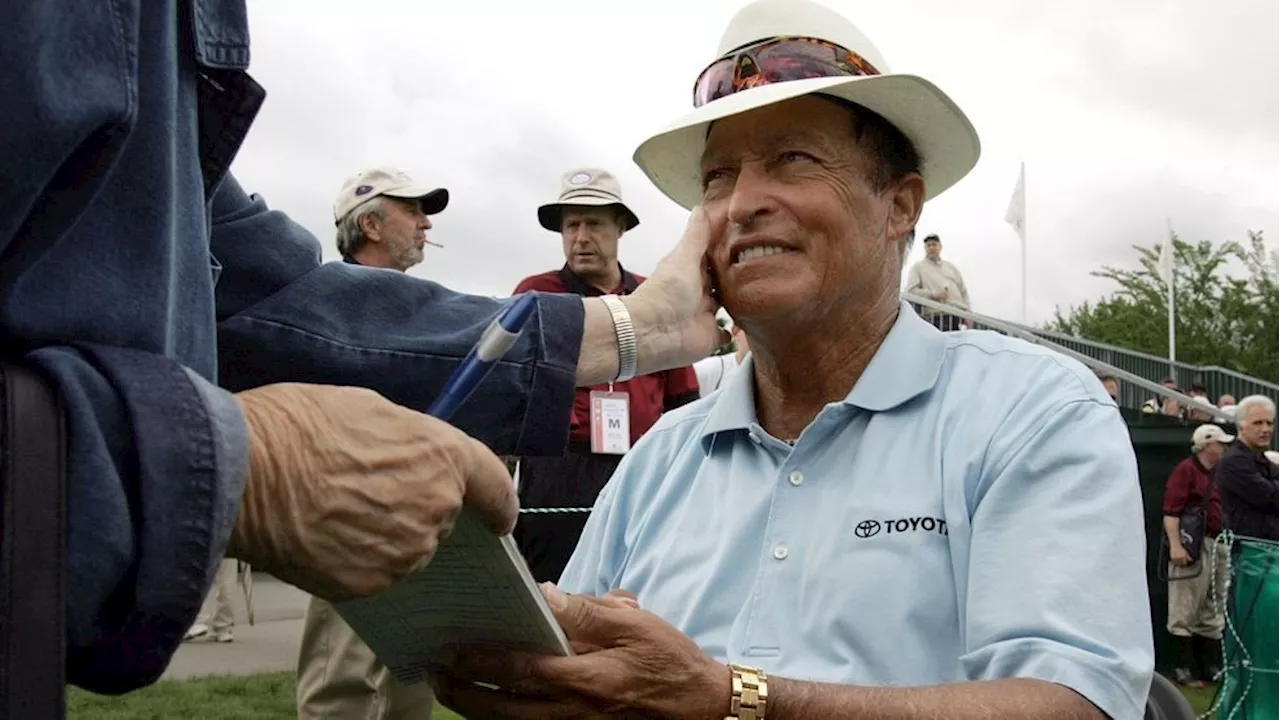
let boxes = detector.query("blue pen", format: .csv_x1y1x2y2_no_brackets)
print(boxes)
427,293,538,421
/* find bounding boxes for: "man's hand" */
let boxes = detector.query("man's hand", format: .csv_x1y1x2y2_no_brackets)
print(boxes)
226,383,518,601
1170,542,1191,567
431,584,728,720
626,206,728,374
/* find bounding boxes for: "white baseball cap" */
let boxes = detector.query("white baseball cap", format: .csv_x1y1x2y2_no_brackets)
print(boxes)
332,166,448,225
1191,423,1234,451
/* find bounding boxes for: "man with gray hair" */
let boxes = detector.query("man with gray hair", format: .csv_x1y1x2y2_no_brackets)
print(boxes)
333,166,448,271
292,165,450,720
1216,394,1278,543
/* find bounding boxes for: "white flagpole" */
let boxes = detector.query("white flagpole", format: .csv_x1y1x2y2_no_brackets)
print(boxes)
1021,166,1028,324
1003,162,1028,323
1166,219,1176,378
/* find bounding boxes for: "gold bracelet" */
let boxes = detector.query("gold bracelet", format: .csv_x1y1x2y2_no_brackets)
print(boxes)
725,663,767,720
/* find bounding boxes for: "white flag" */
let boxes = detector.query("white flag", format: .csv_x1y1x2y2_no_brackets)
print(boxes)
1004,162,1026,243
1158,225,1175,288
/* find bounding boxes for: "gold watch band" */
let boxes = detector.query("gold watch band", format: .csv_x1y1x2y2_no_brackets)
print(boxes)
725,663,768,720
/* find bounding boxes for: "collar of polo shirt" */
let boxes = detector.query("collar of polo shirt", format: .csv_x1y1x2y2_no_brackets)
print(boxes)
699,300,947,449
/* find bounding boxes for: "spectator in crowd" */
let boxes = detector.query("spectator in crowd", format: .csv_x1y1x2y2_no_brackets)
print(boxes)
1216,394,1238,423
332,166,447,271
182,560,239,644
1186,396,1217,424
430,2,1153,718
1143,377,1177,413
1097,373,1120,402
1143,377,1187,418
1162,424,1232,688
510,168,701,583
694,323,750,396
905,233,970,331
294,167,449,720
1217,395,1278,542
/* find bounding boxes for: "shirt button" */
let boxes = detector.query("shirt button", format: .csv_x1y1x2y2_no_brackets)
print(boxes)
772,544,789,560
788,470,804,486
748,432,762,444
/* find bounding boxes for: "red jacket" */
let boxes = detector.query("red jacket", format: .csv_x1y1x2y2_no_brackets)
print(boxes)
513,265,700,447
1162,456,1222,535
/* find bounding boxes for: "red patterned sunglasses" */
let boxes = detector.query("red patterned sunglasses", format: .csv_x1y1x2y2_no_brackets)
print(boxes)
692,36,881,108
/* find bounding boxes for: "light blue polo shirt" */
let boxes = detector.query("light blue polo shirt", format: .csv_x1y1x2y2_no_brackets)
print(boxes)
559,302,1154,720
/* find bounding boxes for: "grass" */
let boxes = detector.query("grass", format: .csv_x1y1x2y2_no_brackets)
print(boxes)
68,672,462,720
69,671,1221,719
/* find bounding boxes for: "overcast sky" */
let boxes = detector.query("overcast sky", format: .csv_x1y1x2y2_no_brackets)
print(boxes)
231,0,1278,326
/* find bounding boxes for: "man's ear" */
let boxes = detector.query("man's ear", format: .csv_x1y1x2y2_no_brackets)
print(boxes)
358,212,380,242
886,173,925,244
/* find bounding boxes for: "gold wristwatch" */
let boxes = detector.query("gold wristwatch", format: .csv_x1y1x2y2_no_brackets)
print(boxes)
725,663,767,720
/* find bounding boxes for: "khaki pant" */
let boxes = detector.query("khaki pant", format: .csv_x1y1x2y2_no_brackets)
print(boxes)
296,595,434,720
197,558,237,631
1167,539,1230,638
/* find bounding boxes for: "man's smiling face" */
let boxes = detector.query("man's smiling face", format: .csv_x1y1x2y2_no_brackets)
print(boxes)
699,95,921,328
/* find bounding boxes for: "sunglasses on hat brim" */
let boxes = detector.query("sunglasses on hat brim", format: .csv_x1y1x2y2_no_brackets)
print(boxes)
692,36,881,109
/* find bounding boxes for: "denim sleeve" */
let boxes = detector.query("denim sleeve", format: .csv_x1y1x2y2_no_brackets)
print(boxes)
25,345,247,694
210,175,583,455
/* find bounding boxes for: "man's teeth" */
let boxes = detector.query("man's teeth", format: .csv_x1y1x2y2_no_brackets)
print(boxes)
735,246,789,264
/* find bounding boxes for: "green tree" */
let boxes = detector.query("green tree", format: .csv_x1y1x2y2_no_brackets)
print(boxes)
1222,232,1279,381
1048,231,1278,381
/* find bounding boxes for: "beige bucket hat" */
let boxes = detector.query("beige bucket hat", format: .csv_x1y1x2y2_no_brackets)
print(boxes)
332,166,448,225
632,0,981,210
537,168,641,232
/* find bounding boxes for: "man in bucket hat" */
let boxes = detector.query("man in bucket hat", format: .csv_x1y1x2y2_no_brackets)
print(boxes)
511,168,700,584
430,1,1153,718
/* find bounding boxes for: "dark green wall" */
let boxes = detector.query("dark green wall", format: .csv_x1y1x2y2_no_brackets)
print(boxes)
1123,409,1231,672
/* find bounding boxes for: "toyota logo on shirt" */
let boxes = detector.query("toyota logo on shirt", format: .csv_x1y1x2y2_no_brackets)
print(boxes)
854,516,948,538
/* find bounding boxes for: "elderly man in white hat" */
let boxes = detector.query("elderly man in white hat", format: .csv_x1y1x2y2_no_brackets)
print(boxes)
332,166,449,271
430,1,1154,719
292,164,450,720
511,167,701,585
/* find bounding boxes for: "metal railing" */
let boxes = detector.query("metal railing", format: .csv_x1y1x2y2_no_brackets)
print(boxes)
902,293,1274,427
1025,326,1278,404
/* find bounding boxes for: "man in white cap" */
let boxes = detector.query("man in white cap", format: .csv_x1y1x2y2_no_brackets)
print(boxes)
431,1,1153,718
292,166,449,720
511,168,701,584
1161,423,1232,689
331,166,448,271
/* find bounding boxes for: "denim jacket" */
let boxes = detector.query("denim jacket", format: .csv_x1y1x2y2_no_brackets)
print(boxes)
1,0,582,694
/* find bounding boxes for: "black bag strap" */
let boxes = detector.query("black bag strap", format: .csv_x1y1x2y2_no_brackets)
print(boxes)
0,360,67,719
1198,467,1216,513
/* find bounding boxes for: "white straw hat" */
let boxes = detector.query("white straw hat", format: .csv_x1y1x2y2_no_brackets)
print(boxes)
633,0,981,209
